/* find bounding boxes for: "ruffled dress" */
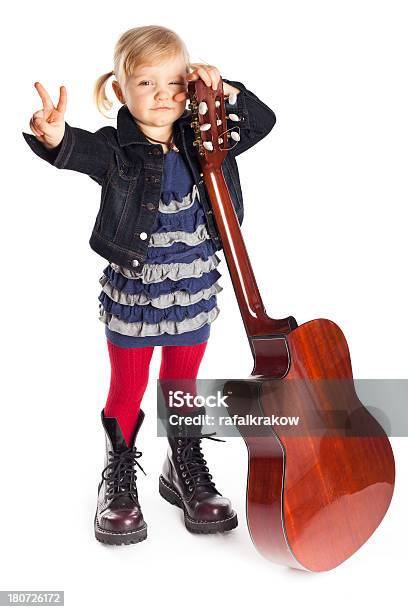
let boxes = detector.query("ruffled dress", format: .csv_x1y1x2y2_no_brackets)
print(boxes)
98,149,222,348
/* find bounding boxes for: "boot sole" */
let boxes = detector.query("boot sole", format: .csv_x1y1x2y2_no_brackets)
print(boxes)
94,512,147,545
159,475,238,534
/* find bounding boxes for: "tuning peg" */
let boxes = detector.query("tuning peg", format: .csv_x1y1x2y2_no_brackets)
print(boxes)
200,123,211,131
230,131,240,142
198,101,208,115
203,141,214,151
228,113,240,121
228,92,237,105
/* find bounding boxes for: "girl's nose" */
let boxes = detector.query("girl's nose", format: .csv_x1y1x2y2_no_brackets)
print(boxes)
155,87,171,100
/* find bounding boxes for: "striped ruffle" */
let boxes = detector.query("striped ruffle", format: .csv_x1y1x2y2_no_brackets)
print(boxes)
109,253,221,283
100,304,220,338
100,266,222,299
149,223,209,247
145,239,216,264
151,199,206,233
99,293,218,323
158,184,200,212
99,274,223,307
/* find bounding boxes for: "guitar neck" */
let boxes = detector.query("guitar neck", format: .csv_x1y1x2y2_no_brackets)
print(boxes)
203,165,295,337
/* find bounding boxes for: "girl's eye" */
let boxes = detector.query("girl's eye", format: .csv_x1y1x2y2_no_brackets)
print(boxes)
138,81,185,86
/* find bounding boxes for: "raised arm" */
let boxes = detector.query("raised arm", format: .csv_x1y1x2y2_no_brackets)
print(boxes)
222,78,276,157
174,65,276,158
22,82,112,185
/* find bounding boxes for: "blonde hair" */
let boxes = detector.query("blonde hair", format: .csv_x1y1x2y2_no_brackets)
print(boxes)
94,25,192,118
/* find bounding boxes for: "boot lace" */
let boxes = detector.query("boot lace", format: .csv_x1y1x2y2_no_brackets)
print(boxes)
176,433,225,494
101,447,146,502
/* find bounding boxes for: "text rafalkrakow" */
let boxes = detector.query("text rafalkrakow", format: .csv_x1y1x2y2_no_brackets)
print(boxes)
168,414,300,427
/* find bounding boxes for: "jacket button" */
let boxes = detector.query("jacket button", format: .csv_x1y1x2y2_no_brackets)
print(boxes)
154,177,160,183
131,259,139,267
146,203,156,211
140,232,148,240
153,148,161,155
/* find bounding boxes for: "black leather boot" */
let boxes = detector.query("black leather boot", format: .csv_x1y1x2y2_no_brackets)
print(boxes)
159,410,238,534
94,408,147,545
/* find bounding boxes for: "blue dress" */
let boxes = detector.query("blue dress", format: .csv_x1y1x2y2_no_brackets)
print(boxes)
98,149,222,348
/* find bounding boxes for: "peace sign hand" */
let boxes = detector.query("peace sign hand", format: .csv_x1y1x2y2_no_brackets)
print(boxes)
29,82,67,149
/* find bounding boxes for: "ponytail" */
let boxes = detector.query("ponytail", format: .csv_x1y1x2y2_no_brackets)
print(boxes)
93,70,115,118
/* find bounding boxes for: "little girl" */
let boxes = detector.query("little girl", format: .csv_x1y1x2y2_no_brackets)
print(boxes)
23,25,276,546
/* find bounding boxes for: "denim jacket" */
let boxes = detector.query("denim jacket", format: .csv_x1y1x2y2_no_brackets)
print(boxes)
22,78,276,268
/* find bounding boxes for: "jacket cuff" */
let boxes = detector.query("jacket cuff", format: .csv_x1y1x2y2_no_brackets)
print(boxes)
22,122,73,168
222,78,251,130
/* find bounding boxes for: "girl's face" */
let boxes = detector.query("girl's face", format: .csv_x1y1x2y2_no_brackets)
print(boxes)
114,52,188,131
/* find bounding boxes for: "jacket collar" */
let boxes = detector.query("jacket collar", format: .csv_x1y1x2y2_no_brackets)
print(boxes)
117,104,191,147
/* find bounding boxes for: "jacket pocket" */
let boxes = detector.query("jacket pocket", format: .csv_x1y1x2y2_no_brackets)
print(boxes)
94,164,135,242
110,152,142,193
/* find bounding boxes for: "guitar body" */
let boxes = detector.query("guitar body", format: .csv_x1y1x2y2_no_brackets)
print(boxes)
225,318,395,572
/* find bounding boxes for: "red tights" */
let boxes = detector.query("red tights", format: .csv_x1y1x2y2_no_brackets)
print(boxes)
103,340,208,446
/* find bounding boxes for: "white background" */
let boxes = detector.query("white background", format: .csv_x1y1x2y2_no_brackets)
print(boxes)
3,0,407,609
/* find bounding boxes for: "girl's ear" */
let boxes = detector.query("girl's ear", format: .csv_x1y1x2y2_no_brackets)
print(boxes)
112,80,125,104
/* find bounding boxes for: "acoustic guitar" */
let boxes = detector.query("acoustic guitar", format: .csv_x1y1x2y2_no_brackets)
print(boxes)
187,78,395,572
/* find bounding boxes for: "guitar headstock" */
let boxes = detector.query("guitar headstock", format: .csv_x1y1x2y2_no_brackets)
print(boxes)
187,77,241,166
